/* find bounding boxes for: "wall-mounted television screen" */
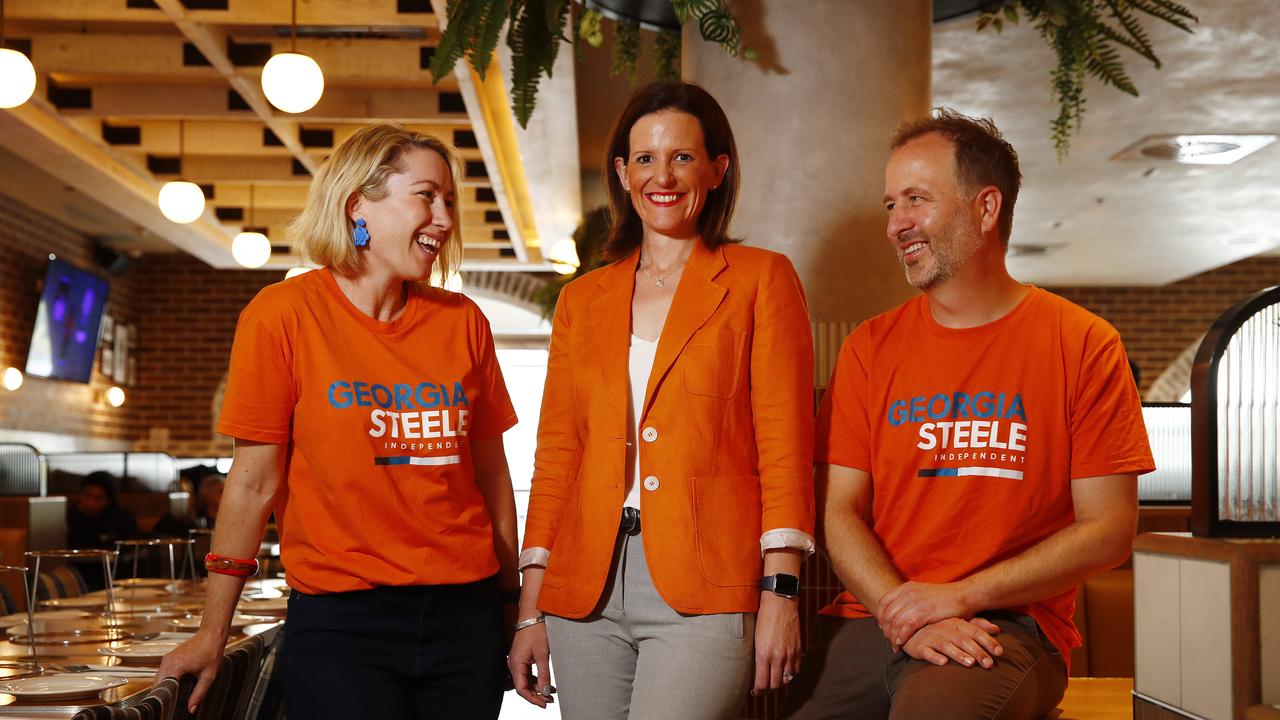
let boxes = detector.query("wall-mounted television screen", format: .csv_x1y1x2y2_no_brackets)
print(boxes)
25,258,109,384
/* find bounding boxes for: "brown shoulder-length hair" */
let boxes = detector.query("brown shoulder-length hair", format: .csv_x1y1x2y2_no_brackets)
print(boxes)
603,81,740,261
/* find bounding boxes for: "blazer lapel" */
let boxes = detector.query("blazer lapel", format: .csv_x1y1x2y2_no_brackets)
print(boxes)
642,243,727,419
586,251,638,438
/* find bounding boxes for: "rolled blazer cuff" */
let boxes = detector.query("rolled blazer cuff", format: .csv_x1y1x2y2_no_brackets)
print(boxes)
518,546,551,571
760,528,816,556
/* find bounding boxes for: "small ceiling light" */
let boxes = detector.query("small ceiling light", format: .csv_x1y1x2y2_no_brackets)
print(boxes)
262,0,324,113
2,367,22,391
158,120,206,223
232,185,272,268
1113,134,1278,166
105,385,126,408
285,266,313,279
547,238,580,275
0,1,36,109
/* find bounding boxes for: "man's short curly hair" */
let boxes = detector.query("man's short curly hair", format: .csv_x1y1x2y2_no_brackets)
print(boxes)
891,108,1022,246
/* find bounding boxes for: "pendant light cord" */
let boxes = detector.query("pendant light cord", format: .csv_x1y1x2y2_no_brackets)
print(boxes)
249,184,255,227
2,0,8,47
290,0,297,53
178,119,186,179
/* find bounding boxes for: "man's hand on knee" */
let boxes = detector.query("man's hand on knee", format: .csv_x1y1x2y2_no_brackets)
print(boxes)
878,581,978,649
901,618,1003,669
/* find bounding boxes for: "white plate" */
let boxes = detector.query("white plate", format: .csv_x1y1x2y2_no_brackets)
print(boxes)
0,674,128,700
170,614,274,630
97,641,183,658
0,610,89,628
237,597,287,611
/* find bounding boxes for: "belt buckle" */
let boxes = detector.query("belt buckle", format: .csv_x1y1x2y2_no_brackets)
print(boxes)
620,507,641,536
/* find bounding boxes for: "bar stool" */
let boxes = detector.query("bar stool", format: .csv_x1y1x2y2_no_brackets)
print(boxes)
112,538,197,596
0,564,39,677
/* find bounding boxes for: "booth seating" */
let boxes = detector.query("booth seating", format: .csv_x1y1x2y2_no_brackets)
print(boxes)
1068,505,1192,678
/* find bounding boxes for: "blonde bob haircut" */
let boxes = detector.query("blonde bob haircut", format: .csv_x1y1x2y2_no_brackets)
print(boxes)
289,123,463,282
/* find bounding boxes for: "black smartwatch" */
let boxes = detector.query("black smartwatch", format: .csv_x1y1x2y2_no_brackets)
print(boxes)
759,573,801,599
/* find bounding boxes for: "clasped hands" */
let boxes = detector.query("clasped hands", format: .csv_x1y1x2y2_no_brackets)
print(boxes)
876,581,1003,670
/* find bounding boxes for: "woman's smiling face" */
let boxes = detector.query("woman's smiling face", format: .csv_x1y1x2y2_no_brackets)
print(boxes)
349,146,456,282
615,109,728,242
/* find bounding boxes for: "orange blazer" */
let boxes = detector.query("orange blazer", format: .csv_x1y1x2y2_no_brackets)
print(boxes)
524,241,815,617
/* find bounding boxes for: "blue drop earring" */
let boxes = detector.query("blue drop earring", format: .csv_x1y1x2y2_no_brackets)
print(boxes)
352,218,370,247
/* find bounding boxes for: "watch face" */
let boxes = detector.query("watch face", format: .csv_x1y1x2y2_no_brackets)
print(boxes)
774,574,800,597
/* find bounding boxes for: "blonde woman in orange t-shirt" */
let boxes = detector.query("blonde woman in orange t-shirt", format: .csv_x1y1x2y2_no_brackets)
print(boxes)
158,124,521,720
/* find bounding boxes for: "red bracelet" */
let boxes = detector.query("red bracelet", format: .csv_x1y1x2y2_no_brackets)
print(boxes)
204,553,259,577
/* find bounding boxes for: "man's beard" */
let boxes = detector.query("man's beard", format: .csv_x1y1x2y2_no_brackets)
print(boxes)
899,220,982,290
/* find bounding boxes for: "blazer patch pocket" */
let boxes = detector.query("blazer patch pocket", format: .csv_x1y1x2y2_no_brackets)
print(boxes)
682,328,746,398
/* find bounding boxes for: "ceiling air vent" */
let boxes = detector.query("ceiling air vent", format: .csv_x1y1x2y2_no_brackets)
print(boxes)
1112,135,1276,165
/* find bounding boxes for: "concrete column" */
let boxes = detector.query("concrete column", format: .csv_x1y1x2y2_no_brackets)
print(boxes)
684,0,932,324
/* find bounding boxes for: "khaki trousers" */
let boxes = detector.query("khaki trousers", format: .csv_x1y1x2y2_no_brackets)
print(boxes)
781,614,1067,720
545,530,755,720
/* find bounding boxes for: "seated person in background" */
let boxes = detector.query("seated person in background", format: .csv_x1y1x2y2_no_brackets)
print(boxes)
782,110,1155,720
67,472,139,549
66,471,139,590
194,474,224,528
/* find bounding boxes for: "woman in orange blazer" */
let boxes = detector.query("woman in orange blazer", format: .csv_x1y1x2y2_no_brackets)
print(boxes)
508,81,815,720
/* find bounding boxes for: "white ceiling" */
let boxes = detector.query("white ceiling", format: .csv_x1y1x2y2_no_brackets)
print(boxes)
932,1,1280,285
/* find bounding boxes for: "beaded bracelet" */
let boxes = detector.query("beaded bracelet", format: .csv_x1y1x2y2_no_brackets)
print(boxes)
204,552,259,577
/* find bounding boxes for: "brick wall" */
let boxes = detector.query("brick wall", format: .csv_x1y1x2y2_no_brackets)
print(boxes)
129,254,279,457
1045,256,1280,396
0,191,280,455
0,193,144,441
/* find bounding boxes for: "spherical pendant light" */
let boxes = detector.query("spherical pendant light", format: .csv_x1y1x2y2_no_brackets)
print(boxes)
261,1,324,114
232,231,271,269
0,48,36,108
106,386,126,408
158,180,206,224
232,185,271,268
262,52,324,113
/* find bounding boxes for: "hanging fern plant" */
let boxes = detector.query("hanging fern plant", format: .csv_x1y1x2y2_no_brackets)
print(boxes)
431,0,752,127
977,0,1197,158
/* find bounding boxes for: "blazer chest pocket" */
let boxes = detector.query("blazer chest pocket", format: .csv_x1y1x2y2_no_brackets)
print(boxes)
682,328,746,399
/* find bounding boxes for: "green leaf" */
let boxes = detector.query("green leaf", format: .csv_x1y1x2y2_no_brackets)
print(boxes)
654,30,682,81
610,20,641,81
469,0,511,80
429,0,477,82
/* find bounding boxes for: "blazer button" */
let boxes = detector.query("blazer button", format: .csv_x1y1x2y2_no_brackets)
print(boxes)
643,475,660,492
642,426,658,442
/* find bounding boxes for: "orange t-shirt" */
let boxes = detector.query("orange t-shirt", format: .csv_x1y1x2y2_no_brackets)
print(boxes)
217,268,517,594
815,287,1154,659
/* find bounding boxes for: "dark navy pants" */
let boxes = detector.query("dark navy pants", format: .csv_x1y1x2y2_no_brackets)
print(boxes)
281,577,506,720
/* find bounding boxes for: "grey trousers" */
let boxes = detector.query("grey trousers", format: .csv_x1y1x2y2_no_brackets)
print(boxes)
545,530,755,720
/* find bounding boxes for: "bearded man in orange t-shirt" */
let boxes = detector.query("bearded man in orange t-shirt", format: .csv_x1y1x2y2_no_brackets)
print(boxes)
782,110,1154,720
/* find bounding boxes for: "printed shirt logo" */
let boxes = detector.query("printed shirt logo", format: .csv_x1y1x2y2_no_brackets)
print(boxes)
327,380,471,466
887,391,1028,480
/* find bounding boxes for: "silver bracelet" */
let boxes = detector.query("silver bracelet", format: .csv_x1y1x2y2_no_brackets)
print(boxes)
513,615,546,632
